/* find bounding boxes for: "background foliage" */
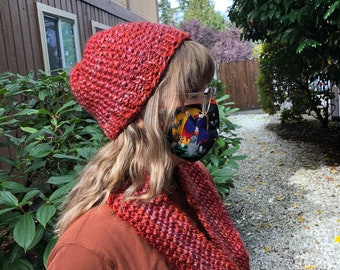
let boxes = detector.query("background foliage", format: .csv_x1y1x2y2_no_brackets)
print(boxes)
158,0,254,63
180,19,253,63
229,0,340,127
0,72,243,268
0,71,106,269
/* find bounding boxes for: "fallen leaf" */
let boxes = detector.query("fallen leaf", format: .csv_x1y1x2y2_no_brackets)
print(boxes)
304,266,317,269
317,209,322,215
330,167,338,174
264,245,270,252
335,235,340,243
276,195,285,201
298,215,306,222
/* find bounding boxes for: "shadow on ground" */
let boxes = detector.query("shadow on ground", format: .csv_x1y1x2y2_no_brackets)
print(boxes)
266,119,340,166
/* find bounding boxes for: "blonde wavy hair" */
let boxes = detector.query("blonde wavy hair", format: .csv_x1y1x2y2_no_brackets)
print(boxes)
57,40,215,234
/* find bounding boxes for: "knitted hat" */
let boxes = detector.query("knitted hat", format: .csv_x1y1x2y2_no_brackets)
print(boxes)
70,22,191,140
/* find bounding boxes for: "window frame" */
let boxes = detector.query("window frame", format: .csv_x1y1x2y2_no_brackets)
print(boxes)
36,2,81,73
91,20,110,34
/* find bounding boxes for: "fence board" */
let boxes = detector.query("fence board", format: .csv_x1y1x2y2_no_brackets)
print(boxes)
218,59,260,110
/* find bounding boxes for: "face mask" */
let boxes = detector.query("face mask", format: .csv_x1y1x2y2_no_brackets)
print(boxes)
167,98,219,162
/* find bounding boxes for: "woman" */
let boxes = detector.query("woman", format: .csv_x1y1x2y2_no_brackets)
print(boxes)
47,22,249,270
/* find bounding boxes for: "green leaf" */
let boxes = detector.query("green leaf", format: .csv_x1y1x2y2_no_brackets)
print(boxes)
226,160,239,169
4,82,21,94
56,100,77,114
20,127,38,134
232,155,247,161
30,143,54,158
52,154,82,161
28,224,44,250
324,1,339,19
296,39,320,53
49,181,76,202
14,109,39,116
0,107,5,117
26,159,46,173
221,146,239,157
47,175,75,186
43,237,58,267
0,191,18,206
208,154,219,167
36,204,56,228
3,259,34,270
62,123,75,140
13,214,35,252
0,181,28,192
38,108,51,115
78,147,97,159
0,207,16,215
19,190,41,206
38,89,50,101
211,166,235,180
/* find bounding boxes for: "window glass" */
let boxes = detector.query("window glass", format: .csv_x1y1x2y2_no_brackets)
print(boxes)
61,19,77,70
44,16,62,71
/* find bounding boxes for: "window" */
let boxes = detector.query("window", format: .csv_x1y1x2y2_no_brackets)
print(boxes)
36,3,81,73
91,20,110,34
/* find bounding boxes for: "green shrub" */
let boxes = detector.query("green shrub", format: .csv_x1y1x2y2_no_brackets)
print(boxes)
0,73,243,269
202,79,246,197
0,71,106,269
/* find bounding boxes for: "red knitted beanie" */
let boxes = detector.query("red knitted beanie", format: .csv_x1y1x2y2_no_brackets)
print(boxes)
70,22,191,140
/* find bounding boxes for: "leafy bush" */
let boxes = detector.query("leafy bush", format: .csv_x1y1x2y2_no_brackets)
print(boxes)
0,73,243,269
0,71,106,269
202,79,246,197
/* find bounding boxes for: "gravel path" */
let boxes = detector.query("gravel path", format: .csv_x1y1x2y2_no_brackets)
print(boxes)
225,111,340,270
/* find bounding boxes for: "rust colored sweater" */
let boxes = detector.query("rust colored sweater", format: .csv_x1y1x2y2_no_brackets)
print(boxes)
48,162,249,269
47,203,175,269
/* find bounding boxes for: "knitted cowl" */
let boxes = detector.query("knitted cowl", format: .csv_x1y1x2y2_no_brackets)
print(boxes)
107,161,250,270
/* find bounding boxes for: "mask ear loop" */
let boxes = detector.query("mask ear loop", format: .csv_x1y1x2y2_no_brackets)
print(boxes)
203,87,214,114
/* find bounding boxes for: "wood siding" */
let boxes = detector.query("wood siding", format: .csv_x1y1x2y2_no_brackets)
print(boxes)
0,0,145,74
218,60,261,110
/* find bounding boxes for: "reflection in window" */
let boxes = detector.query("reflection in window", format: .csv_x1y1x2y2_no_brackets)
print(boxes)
44,15,77,73
61,20,76,68
44,16,62,70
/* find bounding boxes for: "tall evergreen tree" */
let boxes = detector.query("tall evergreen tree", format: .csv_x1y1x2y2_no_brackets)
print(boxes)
158,0,176,25
179,0,226,30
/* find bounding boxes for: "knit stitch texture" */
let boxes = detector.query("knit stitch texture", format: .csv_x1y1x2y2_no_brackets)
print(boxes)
107,161,250,270
70,22,190,140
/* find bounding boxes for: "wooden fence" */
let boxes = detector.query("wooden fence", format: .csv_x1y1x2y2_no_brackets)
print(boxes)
218,59,260,110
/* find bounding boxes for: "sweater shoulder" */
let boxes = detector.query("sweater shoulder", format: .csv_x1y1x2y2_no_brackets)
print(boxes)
48,204,172,269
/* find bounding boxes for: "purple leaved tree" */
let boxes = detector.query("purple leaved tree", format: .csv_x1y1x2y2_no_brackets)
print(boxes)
180,20,253,63
212,25,253,63
180,19,216,50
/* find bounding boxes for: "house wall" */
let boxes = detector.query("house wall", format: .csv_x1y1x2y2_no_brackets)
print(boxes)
0,0,157,75
112,0,159,22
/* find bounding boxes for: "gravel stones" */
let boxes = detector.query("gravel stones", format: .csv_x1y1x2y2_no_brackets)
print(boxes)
226,111,340,270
